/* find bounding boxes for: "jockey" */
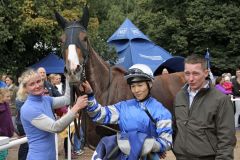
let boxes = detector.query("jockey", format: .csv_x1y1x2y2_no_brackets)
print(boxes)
82,64,173,160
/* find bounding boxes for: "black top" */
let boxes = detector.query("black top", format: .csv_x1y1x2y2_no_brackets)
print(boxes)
232,78,240,97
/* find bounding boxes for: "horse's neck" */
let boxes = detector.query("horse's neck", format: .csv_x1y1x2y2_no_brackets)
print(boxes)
86,49,132,105
87,49,111,95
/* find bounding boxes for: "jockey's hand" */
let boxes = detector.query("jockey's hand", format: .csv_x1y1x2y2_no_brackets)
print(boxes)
81,81,93,94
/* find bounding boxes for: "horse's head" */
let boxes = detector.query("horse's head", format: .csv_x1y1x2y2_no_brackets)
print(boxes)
55,7,89,84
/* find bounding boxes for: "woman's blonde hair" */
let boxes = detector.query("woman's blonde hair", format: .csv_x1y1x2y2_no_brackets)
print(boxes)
0,88,10,103
48,74,56,84
16,69,38,101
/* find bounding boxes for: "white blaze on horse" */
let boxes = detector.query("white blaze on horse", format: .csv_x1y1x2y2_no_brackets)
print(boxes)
55,7,186,148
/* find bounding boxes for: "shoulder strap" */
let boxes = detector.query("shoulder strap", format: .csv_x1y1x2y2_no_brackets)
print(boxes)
142,106,156,126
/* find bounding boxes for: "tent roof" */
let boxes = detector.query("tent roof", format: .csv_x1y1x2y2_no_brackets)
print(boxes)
115,40,172,72
30,53,65,74
107,18,150,42
107,18,173,72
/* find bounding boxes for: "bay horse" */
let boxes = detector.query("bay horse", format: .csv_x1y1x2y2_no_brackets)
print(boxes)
55,7,186,148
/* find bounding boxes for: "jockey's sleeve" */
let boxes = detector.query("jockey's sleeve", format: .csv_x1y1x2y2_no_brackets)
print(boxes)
151,139,161,152
155,117,173,152
31,111,75,133
86,95,119,124
52,79,70,109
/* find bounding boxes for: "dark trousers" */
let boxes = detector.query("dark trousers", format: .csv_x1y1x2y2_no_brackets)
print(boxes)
64,138,68,155
18,142,28,160
175,154,215,160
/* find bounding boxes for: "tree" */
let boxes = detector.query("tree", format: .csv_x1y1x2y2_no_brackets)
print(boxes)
0,0,240,76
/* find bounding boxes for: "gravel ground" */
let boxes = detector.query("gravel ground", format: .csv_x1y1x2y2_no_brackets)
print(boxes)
7,130,240,160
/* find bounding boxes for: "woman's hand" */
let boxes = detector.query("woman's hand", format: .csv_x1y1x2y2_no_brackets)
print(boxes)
81,81,93,94
71,95,88,113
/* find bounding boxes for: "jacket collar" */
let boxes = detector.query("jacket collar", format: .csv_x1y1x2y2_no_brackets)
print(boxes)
183,80,211,94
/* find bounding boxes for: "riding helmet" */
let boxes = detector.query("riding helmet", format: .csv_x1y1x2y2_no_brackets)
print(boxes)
124,64,154,84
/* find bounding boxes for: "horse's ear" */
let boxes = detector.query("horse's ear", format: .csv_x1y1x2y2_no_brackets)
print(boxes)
80,6,89,29
55,11,68,29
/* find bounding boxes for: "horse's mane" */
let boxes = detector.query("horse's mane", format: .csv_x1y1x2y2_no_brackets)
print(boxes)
111,66,127,74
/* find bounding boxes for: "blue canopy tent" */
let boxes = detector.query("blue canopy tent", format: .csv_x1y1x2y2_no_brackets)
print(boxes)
30,53,65,74
107,18,173,73
153,56,185,76
107,18,172,71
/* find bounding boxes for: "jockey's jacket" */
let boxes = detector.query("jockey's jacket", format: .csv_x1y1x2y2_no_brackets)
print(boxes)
87,95,173,154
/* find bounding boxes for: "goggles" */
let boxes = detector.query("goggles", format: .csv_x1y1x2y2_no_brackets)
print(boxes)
125,68,145,76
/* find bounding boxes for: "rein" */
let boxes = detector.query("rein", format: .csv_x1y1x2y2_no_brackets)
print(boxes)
106,66,112,104
64,31,91,148
69,83,82,140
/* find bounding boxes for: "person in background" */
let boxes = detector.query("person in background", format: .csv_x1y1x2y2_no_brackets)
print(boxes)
5,75,18,129
19,69,88,160
0,88,14,160
73,124,85,156
232,66,240,128
15,93,28,160
37,67,61,97
173,54,236,160
0,74,7,88
161,68,169,75
55,74,65,95
48,74,57,86
1,74,7,82
222,75,233,94
82,64,172,160
215,76,232,95
49,74,78,159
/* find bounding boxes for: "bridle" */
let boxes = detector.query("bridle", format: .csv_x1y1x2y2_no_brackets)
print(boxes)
62,22,89,84
62,22,118,149
62,22,91,145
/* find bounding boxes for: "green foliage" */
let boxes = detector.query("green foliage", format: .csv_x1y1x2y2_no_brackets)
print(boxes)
0,0,240,77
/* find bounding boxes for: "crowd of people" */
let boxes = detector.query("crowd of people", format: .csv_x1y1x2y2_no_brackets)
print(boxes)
213,67,240,129
0,54,239,160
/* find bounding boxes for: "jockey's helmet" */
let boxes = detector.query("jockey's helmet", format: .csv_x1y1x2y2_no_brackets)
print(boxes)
124,64,154,84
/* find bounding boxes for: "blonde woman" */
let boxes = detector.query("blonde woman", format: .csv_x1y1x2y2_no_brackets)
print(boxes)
18,69,87,160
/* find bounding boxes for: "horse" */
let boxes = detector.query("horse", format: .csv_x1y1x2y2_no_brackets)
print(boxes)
55,7,186,148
